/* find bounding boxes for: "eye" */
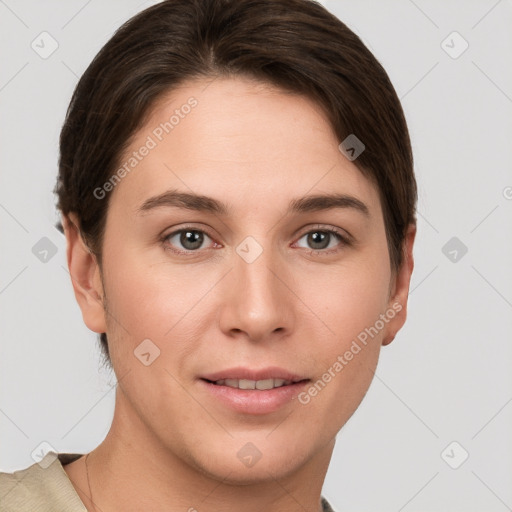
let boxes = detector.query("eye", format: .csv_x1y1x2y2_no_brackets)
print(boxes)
295,227,349,254
163,227,217,254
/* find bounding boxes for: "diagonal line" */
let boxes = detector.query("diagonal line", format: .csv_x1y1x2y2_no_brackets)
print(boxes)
163,160,335,336
0,266,28,295
61,60,79,79
0,0,29,28
472,0,503,29
400,62,439,101
472,471,512,511
267,266,336,336
408,0,439,28
372,371,439,438
60,369,131,439
471,265,512,308
398,472,439,511
60,265,131,336
64,475,105,512
472,61,512,104
0,407,30,438
163,368,234,437
262,433,337,512
200,75,219,93
472,395,512,439
266,473,309,512
0,203,29,233
164,268,233,336
167,159,333,240
470,204,499,233
0,62,29,92
0,470,32,502
408,265,438,295
266,163,337,236
102,300,131,336
163,163,233,236
265,410,295,438
196,470,234,505
417,211,439,234
61,0,93,29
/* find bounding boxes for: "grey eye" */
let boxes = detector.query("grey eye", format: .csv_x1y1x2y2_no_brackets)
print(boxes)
167,230,210,251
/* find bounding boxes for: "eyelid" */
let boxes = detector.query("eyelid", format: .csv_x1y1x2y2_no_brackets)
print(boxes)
161,224,221,254
160,223,353,256
163,223,217,238
292,225,352,255
295,223,352,240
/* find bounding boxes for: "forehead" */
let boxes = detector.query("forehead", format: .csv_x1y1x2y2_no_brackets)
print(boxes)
108,76,381,217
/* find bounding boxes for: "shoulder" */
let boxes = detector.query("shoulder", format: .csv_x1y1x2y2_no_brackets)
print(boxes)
0,451,87,512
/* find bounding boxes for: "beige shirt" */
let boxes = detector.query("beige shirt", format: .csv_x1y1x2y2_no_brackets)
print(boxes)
0,451,336,511
0,452,86,511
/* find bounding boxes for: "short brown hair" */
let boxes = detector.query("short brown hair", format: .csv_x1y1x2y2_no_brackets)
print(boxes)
55,0,417,369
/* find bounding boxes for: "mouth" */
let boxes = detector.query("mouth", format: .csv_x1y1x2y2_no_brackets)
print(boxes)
202,377,306,390
199,367,310,414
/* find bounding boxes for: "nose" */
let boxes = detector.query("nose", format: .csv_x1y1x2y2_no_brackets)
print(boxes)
217,243,294,343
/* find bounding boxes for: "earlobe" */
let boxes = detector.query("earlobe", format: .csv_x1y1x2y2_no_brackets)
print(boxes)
381,223,416,346
63,213,107,334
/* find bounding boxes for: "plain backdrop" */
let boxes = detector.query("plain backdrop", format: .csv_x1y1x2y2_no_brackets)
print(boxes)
1,1,511,511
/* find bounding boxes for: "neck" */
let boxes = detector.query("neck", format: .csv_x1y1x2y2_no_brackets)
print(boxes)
84,388,334,512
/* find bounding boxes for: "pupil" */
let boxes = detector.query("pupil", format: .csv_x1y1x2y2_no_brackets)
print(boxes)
181,230,203,250
308,231,329,250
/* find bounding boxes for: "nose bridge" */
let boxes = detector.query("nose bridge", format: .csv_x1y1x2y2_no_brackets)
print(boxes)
220,237,292,341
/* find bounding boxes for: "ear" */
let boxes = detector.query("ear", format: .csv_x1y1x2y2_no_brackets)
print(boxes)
63,213,107,334
381,223,416,346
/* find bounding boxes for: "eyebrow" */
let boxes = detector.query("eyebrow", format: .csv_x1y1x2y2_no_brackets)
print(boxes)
137,189,370,217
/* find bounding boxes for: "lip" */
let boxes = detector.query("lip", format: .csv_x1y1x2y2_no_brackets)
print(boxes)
199,367,310,415
201,366,307,382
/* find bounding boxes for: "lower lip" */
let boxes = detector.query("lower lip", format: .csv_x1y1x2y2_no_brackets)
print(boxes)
199,379,310,415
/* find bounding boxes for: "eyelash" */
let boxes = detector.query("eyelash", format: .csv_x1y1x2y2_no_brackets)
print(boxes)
160,224,351,257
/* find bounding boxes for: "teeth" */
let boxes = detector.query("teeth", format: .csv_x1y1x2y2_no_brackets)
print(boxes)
239,379,256,390
225,378,240,388
214,378,292,389
256,378,274,390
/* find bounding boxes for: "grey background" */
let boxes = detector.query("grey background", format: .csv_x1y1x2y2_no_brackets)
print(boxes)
1,0,511,510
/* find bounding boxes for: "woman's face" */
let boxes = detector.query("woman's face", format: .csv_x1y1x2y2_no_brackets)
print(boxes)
74,76,413,482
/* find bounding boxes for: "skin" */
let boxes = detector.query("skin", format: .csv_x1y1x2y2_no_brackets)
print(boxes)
63,76,415,512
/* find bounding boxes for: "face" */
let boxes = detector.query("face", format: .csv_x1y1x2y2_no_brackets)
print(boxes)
68,76,414,483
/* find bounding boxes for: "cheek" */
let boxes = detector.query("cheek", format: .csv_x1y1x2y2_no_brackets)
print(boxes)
295,246,391,406
103,247,190,327
101,260,209,433
307,253,391,347
101,251,221,366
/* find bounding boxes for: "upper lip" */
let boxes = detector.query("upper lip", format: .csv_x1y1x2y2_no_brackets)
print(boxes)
201,366,308,383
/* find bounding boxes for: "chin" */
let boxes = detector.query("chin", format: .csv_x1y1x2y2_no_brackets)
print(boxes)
185,435,317,485
199,458,302,486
